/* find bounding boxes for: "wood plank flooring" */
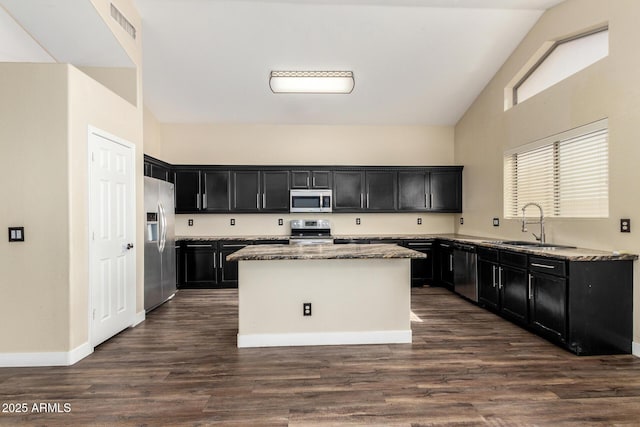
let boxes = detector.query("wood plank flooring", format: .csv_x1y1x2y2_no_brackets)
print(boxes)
2,286,640,426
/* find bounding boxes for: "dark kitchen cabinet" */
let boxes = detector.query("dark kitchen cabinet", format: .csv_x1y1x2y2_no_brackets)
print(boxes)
182,242,218,288
477,248,500,311
398,168,462,212
218,241,248,286
402,240,434,287
333,170,365,210
174,169,202,212
499,251,529,325
232,171,261,211
437,242,454,290
291,170,332,189
261,171,290,211
430,170,462,212
203,171,231,211
365,171,397,211
528,259,567,343
144,155,173,182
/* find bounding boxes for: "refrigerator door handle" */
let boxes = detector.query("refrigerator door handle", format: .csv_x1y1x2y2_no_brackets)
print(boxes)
159,202,167,253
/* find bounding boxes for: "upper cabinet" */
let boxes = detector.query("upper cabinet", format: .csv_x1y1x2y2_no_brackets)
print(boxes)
398,167,462,212
291,170,332,189
144,155,173,183
172,165,463,214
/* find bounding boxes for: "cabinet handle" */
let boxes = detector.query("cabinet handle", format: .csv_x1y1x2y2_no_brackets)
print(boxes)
440,243,450,248
213,251,217,269
366,193,370,208
219,252,223,268
498,267,503,289
307,176,311,187
360,193,364,209
256,193,260,209
492,265,496,288
425,193,428,208
196,194,201,210
263,193,266,208
528,273,533,300
430,193,433,207
186,244,213,248
203,193,207,210
407,242,432,247
531,263,555,269
449,254,453,272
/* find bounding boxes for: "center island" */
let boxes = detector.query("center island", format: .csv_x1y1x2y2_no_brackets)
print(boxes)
226,243,427,348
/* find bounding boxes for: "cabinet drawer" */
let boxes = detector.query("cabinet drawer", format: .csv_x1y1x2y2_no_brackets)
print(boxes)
477,247,498,262
529,256,566,277
500,250,527,268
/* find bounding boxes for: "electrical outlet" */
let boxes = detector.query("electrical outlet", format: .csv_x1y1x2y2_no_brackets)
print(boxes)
303,302,312,316
278,218,284,226
460,217,464,225
493,218,500,227
188,219,194,226
230,218,236,226
8,227,24,242
356,218,361,225
621,218,631,233
417,217,422,225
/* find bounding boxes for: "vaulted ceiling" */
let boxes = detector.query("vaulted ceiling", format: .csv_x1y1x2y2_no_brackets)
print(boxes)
1,0,565,125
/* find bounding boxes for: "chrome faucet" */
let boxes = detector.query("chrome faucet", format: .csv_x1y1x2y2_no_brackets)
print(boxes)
521,202,545,244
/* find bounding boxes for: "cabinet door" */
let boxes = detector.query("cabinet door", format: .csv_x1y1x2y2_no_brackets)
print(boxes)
398,172,428,210
499,265,528,324
203,171,230,211
232,171,261,211
403,241,433,287
530,273,567,342
438,244,454,289
219,243,247,287
174,170,201,212
311,171,331,189
366,171,397,211
262,171,290,211
182,244,217,288
430,170,462,212
290,171,311,189
478,260,499,311
333,171,365,210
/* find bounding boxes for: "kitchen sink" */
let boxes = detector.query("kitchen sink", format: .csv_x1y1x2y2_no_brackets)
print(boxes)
485,240,576,250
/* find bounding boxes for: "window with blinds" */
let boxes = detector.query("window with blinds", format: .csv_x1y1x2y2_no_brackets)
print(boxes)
504,120,608,218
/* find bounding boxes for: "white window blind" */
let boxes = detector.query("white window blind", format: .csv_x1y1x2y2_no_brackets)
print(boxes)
504,121,608,218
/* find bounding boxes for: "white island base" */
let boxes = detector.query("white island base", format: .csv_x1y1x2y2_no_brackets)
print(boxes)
237,258,412,348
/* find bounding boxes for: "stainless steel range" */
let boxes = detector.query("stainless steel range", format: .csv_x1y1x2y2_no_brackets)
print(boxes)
289,219,333,245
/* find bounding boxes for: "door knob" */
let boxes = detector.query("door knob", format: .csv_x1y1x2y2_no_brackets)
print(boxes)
126,243,134,250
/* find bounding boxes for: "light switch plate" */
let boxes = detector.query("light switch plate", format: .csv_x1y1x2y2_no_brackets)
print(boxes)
230,218,236,226
493,218,500,227
8,227,24,242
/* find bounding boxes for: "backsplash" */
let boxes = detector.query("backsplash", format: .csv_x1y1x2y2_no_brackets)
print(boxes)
175,213,456,237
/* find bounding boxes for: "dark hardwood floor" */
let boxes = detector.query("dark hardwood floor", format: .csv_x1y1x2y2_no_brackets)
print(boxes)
2,286,640,426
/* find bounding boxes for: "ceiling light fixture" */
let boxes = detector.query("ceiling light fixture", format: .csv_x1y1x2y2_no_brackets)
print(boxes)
269,71,355,94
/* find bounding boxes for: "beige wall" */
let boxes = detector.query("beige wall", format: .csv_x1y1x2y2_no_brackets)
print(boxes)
160,123,458,236
0,0,144,358
454,0,640,341
0,64,70,352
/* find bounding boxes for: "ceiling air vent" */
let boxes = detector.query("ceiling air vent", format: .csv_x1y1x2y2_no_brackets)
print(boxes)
110,3,136,40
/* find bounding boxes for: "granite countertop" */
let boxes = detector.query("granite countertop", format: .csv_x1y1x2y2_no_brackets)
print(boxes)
226,243,427,261
178,234,638,262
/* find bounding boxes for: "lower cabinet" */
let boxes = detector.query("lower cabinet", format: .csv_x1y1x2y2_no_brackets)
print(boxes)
477,248,499,311
180,239,289,289
499,251,529,325
529,261,567,343
437,242,454,290
182,243,218,288
401,240,434,287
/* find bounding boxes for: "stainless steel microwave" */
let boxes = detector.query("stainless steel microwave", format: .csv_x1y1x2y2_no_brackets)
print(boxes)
290,189,332,213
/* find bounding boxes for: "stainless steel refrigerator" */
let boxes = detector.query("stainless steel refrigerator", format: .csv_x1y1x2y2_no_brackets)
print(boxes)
144,176,177,312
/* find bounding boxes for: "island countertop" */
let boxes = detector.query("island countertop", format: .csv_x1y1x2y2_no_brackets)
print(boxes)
226,243,427,261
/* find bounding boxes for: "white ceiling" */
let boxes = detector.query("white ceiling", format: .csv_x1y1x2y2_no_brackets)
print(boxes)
135,0,565,125
0,0,565,126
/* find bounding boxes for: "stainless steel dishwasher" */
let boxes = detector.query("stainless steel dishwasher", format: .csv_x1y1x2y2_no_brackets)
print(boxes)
453,243,478,302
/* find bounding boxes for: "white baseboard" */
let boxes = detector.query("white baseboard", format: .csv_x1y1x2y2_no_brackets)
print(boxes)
632,341,640,358
0,342,93,367
132,310,146,327
237,330,412,348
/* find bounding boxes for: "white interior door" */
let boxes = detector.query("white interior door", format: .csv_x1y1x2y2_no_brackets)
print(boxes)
89,128,136,347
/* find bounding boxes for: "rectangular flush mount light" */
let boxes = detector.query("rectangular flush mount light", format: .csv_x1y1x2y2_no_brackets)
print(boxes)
269,71,354,94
